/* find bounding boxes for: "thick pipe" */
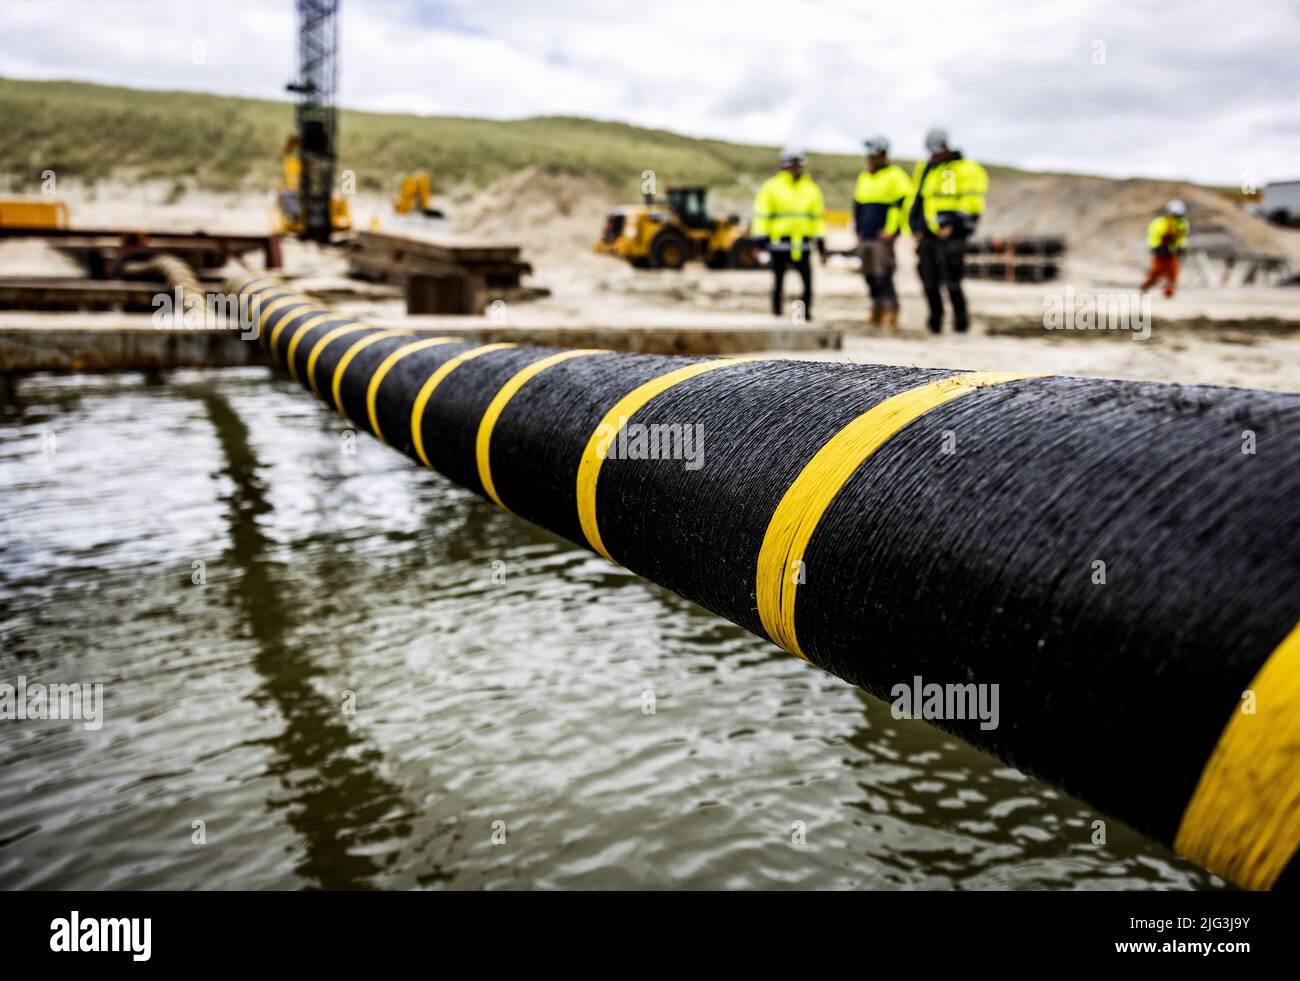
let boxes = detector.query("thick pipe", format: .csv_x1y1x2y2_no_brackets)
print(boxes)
120,252,206,314
232,271,1300,890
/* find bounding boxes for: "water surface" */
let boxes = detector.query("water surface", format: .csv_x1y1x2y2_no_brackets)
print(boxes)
0,369,1221,890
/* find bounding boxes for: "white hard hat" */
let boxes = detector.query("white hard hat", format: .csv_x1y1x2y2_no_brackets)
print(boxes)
780,146,807,166
863,135,890,155
1167,198,1186,216
924,127,950,153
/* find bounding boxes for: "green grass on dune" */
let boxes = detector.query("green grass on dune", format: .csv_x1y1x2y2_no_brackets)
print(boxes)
0,76,1057,208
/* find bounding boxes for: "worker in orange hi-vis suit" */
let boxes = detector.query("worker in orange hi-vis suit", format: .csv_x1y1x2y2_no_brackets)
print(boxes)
1140,199,1189,298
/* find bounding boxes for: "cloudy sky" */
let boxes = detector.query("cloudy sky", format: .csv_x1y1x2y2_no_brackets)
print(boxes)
2,0,1297,184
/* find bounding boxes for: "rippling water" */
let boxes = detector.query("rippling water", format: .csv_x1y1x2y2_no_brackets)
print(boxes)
0,369,1223,890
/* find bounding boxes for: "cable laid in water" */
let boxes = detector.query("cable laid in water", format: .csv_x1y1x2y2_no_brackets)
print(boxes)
233,274,1300,891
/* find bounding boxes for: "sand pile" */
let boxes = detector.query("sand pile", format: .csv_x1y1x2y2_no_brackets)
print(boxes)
984,175,1300,279
451,165,626,263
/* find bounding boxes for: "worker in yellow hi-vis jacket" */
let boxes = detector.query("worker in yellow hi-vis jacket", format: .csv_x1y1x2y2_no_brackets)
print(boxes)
854,135,913,331
905,127,988,334
752,147,826,320
1140,199,1190,298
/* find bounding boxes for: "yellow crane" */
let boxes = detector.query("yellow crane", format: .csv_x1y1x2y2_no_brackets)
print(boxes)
273,135,352,237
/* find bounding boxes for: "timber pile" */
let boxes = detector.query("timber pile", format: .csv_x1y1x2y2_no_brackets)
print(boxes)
963,236,1066,282
345,229,546,314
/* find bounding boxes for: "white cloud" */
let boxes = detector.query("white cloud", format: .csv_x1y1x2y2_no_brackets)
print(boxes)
1,0,1297,183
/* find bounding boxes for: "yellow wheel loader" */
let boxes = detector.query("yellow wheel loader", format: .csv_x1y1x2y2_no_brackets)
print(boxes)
595,186,759,270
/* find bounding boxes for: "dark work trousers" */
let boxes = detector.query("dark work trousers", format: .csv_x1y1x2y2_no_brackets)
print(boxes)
770,250,813,319
859,239,899,310
916,233,970,333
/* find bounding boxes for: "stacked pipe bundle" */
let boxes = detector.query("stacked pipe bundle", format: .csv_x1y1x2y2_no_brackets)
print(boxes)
231,271,1300,890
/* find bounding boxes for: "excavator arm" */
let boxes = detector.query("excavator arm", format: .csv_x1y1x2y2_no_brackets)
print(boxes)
395,172,444,218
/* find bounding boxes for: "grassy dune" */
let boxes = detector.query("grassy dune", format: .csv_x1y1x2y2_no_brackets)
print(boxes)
1,76,1048,208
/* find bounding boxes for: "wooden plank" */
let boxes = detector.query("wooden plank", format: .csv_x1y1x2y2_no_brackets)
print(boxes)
0,325,259,373
0,278,180,311
353,229,521,264
348,252,530,283
0,311,840,372
405,275,473,315
0,227,281,273
0,227,272,245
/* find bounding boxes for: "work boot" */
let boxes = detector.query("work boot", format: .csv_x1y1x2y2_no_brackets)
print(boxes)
868,305,883,328
881,309,899,332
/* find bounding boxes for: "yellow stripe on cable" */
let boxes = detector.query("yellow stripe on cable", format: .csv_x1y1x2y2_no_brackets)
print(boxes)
366,337,462,444
410,343,517,470
577,357,761,563
271,311,331,366
248,286,298,322
236,269,279,287
330,330,413,416
244,277,288,296
477,349,605,510
250,284,302,304
232,271,275,292
255,295,306,349
1175,621,1300,890
249,285,297,305
285,312,338,382
755,371,1036,660
304,322,372,396
248,284,299,302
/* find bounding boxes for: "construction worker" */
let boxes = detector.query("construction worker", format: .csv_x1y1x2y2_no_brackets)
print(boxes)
1140,199,1189,298
906,127,988,333
752,147,826,319
854,136,913,330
